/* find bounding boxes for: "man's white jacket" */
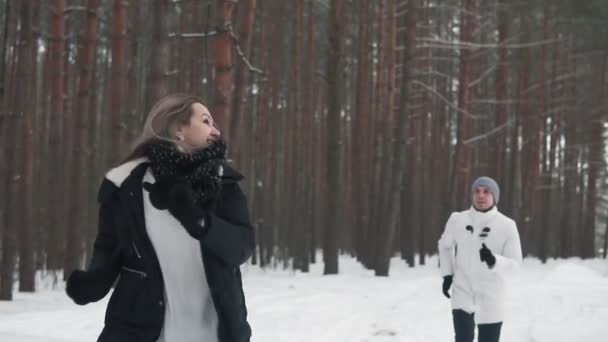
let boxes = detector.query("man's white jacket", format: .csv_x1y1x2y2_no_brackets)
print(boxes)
438,206,523,324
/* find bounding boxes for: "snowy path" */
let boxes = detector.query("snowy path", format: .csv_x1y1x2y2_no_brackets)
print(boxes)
1,256,607,342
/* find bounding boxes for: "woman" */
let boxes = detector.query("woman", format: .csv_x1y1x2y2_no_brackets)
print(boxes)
66,93,254,342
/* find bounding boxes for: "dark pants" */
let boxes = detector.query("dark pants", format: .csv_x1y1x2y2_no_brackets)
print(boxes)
452,309,502,342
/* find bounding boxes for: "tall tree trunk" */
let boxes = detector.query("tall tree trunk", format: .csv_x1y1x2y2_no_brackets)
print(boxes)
399,0,420,266
132,0,151,128
107,0,129,164
190,1,207,97
267,0,286,265
212,0,236,139
582,54,606,258
254,0,274,266
352,0,371,264
65,0,99,274
0,0,9,102
457,0,476,206
522,96,542,253
290,0,309,271
451,0,477,209
561,84,577,258
323,0,346,275
374,0,403,276
149,0,170,108
368,0,385,269
493,0,508,185
0,0,19,300
230,0,256,163
374,0,395,269
45,0,67,271
17,0,37,292
305,0,317,267
537,8,550,262
517,13,534,256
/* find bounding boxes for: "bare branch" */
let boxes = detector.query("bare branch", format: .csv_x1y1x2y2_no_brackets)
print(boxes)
168,23,263,74
227,25,264,74
411,80,482,120
463,119,514,145
468,64,496,88
64,6,88,14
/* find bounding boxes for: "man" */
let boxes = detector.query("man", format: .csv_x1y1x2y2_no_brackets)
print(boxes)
438,177,523,342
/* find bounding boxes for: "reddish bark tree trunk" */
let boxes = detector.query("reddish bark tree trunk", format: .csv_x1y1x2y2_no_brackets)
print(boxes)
65,0,99,275
212,0,236,139
453,0,477,208
230,0,256,162
107,0,129,164
45,0,67,271
17,0,37,293
493,0,508,184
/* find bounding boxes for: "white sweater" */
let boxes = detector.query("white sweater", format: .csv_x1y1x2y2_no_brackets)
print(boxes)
143,169,219,342
437,206,523,324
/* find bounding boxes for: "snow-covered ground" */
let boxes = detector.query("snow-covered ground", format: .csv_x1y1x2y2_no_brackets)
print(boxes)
1,255,607,342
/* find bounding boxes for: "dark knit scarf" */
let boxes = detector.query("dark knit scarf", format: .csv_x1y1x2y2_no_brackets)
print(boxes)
143,139,227,208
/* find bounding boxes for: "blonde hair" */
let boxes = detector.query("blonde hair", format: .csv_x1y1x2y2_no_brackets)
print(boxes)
124,93,204,162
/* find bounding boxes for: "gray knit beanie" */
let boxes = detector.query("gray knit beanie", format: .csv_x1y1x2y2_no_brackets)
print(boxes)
471,176,500,204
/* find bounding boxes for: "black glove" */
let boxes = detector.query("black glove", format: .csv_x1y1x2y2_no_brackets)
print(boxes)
143,179,172,210
144,180,208,239
66,248,121,305
480,243,496,268
442,275,453,298
66,270,105,305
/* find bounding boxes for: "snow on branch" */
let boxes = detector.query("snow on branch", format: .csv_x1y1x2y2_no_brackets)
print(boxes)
168,22,264,75
169,31,220,38
416,37,560,50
